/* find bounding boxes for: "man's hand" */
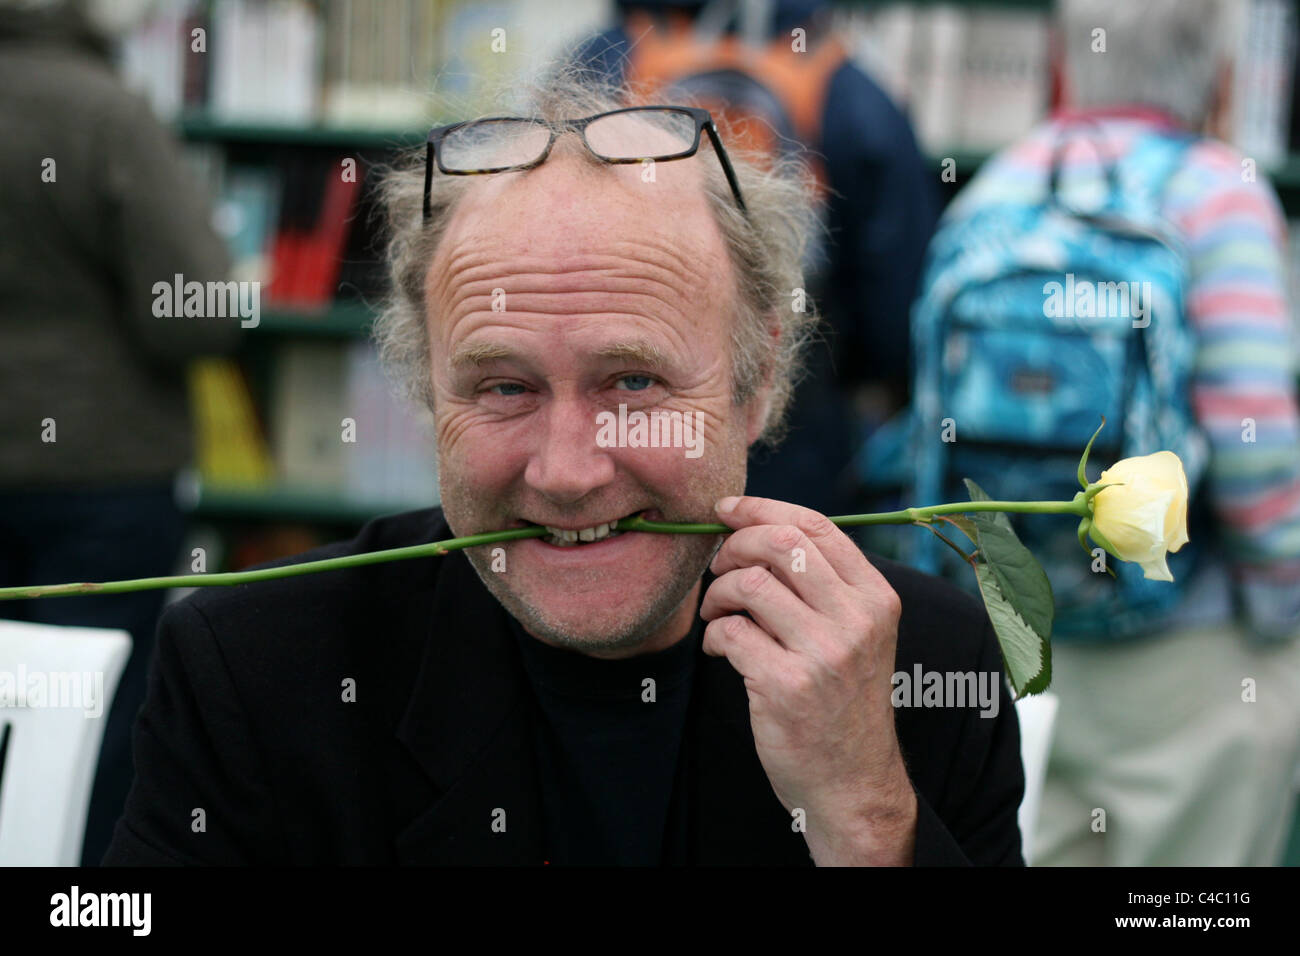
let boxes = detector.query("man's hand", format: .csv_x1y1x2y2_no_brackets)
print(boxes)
700,495,917,866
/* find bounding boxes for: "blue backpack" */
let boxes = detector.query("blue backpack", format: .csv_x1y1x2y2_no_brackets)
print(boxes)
872,126,1210,641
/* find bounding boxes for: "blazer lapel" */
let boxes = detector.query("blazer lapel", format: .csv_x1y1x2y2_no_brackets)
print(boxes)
393,552,545,865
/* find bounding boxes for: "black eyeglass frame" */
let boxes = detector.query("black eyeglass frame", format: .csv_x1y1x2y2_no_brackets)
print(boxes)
422,105,748,220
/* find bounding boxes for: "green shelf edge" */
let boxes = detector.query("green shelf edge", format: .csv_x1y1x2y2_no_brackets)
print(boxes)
180,114,1300,190
873,0,1051,6
185,483,436,524
256,303,376,338
179,113,427,150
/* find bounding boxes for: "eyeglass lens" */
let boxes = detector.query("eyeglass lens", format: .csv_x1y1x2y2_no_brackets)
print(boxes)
438,110,701,172
584,110,698,161
439,119,552,172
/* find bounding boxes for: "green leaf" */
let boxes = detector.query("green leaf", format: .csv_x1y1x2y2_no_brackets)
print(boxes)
962,478,1013,531
970,515,1055,643
960,487,1055,697
974,564,1053,698
939,514,979,546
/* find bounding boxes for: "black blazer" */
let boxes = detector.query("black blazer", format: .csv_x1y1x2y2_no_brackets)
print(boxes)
103,508,1025,866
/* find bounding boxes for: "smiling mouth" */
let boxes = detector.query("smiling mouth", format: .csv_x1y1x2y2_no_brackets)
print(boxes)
524,512,644,548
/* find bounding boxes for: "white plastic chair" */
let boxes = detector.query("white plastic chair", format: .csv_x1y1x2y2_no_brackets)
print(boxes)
1014,690,1060,866
0,619,132,866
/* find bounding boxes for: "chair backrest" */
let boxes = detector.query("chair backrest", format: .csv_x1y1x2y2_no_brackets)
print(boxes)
1015,690,1060,866
0,620,132,866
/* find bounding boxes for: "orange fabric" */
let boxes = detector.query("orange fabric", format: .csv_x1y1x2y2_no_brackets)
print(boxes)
621,11,848,187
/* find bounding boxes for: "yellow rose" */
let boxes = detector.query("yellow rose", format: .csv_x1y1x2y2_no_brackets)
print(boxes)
1088,451,1189,582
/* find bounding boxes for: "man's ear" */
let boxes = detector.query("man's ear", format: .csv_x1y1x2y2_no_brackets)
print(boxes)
743,313,782,446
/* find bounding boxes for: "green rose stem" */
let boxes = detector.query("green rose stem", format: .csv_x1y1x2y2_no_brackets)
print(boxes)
0,498,1090,603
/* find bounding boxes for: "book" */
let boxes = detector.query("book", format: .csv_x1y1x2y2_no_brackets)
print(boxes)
209,0,320,124
264,155,364,308
957,7,1049,151
270,342,349,491
269,340,438,507
214,165,282,286
118,0,196,120
299,167,364,305
187,358,275,489
1232,0,1297,167
909,3,967,156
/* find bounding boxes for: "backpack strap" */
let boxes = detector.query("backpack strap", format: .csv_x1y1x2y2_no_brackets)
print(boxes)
1047,117,1123,215
1048,121,1199,231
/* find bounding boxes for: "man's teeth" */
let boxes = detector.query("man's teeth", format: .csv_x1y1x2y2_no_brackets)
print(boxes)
543,519,621,546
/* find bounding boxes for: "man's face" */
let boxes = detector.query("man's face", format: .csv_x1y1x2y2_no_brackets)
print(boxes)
426,145,767,656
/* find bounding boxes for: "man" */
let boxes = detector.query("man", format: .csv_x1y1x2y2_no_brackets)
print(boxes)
104,76,1023,866
944,0,1300,865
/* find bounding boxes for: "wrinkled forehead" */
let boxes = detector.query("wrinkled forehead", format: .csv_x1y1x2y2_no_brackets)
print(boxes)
450,125,719,226
427,144,733,308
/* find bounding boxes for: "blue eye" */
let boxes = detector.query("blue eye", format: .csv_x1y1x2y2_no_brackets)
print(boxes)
491,383,527,396
616,375,656,392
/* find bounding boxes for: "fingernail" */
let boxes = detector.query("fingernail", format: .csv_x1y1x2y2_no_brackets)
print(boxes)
716,496,740,514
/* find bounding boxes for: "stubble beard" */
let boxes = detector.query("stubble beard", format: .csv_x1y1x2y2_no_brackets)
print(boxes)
461,532,719,655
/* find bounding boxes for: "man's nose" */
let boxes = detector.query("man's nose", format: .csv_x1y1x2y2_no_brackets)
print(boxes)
523,397,616,504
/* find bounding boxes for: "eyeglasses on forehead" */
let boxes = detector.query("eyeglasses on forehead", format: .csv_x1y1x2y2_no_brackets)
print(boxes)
422,105,748,220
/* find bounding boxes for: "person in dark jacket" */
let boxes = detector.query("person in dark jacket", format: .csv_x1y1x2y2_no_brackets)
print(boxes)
105,71,1019,866
0,0,238,866
105,508,1023,866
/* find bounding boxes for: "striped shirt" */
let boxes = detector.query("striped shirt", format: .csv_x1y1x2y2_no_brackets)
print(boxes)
949,107,1300,640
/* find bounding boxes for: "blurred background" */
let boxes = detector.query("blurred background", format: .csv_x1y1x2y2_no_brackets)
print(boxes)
1,0,1298,867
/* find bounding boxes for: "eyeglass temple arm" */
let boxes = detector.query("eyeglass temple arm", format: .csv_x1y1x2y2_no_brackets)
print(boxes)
703,122,747,214
423,143,435,221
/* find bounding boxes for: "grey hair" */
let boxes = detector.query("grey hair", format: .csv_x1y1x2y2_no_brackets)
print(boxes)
373,68,821,447
1059,0,1226,128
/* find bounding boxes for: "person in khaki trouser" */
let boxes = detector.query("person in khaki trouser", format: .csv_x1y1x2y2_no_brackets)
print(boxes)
991,0,1300,866
1041,622,1300,865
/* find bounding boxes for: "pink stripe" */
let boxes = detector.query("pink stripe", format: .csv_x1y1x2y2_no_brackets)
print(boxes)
1238,558,1300,583
1193,393,1298,418
1220,483,1300,528
1012,138,1132,166
1188,291,1289,326
1179,190,1280,233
